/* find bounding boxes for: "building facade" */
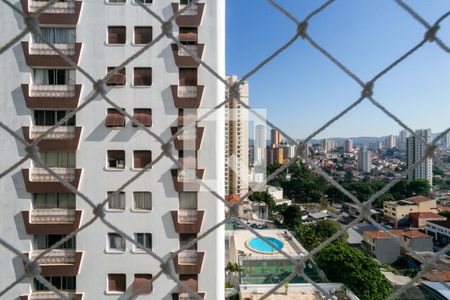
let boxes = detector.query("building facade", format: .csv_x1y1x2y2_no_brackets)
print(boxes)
344,139,353,153
0,1,225,299
357,146,372,173
406,129,433,186
224,76,249,197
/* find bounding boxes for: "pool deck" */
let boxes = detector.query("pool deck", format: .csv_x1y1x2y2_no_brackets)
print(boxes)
229,229,308,264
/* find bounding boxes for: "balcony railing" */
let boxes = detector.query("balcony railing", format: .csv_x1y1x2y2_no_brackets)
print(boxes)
30,126,76,139
30,249,76,264
30,168,75,182
179,294,196,300
178,45,198,57
29,0,75,13
30,208,76,223
178,250,198,264
179,4,198,15
177,170,197,182
177,86,197,98
30,84,76,98
29,43,76,56
29,291,77,300
178,209,197,223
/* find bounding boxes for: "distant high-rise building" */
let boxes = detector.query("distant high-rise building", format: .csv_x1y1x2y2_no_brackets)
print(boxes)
441,132,450,149
321,139,335,152
399,129,409,151
385,135,396,149
358,147,372,173
407,129,433,186
225,76,249,197
378,141,384,150
344,139,353,153
270,129,282,147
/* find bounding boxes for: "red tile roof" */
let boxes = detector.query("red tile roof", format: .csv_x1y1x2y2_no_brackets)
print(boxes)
403,195,433,203
364,229,431,239
409,212,445,219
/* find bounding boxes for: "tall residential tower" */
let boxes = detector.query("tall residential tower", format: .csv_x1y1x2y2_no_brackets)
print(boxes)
407,129,433,186
0,1,225,299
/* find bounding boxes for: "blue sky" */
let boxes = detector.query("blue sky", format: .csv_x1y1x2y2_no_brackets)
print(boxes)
226,0,450,139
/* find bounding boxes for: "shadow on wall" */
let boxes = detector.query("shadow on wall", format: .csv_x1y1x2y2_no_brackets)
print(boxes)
161,86,179,117
12,1,26,29
12,171,30,201
11,86,30,117
12,43,29,73
161,210,178,240
158,43,179,74
13,127,28,158
13,211,30,241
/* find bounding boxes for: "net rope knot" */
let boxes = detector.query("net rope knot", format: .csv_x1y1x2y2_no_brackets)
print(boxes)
93,204,106,219
93,80,107,96
24,261,41,278
161,21,173,37
424,143,437,159
25,144,40,160
297,22,308,39
425,25,440,42
23,15,40,34
161,142,173,157
361,81,374,98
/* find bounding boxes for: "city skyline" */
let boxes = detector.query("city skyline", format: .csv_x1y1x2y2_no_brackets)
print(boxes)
227,0,450,139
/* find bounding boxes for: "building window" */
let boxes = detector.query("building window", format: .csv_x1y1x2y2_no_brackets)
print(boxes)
34,110,75,126
34,277,76,291
134,233,152,250
106,67,126,86
133,274,152,294
107,26,126,44
179,192,197,209
108,274,126,293
179,68,197,86
105,108,126,127
134,27,152,44
132,109,152,127
133,68,152,86
107,150,125,169
33,193,75,209
107,191,126,210
33,27,76,44
107,233,125,251
107,0,126,4
35,234,76,250
39,151,76,168
133,151,152,169
33,69,75,85
133,192,152,211
179,27,198,42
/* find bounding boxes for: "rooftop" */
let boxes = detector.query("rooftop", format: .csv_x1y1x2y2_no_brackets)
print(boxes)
403,195,433,204
364,230,431,239
427,220,450,229
409,212,445,219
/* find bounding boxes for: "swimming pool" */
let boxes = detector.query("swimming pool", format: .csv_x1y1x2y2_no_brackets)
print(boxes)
246,237,284,254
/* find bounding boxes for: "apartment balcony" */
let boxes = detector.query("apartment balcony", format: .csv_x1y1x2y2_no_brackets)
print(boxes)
170,85,204,109
22,42,82,68
171,169,204,192
21,168,82,193
172,292,205,300
26,249,82,276
171,44,204,67
171,3,205,27
21,84,81,109
22,126,82,151
20,292,83,300
22,210,82,235
170,126,204,150
172,250,205,275
177,113,197,126
20,0,82,25
171,210,204,234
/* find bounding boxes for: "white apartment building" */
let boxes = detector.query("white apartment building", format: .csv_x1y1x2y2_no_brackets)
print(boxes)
224,76,249,197
357,146,372,173
0,1,225,299
407,129,433,186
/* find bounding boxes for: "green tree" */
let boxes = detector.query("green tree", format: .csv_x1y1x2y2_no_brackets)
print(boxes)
315,242,392,300
280,205,302,231
249,192,276,216
296,219,345,251
407,179,431,196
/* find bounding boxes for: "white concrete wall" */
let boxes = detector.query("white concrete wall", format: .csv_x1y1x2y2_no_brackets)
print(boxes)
0,0,224,299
